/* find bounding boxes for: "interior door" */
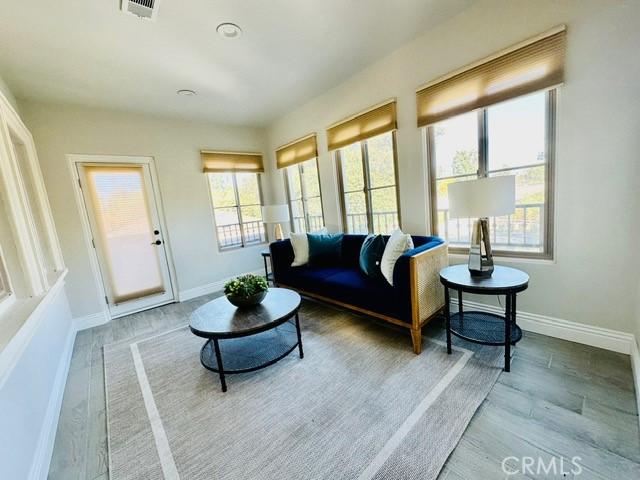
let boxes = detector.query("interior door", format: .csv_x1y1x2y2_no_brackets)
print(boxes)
77,160,174,318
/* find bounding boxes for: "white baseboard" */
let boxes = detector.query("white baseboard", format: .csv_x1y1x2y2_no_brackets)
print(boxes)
73,311,109,331
27,325,76,480
178,269,264,302
450,298,636,354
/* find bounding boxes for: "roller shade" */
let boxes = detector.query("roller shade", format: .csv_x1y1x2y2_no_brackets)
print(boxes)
276,134,318,169
201,150,264,173
417,26,566,127
327,100,396,151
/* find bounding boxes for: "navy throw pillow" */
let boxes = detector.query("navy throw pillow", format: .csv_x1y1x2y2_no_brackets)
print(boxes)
307,233,343,266
359,234,386,279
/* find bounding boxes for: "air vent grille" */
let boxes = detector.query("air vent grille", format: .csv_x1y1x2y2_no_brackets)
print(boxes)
121,0,160,20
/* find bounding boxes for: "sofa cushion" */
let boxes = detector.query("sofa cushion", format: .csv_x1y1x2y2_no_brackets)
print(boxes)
320,269,399,319
341,234,368,268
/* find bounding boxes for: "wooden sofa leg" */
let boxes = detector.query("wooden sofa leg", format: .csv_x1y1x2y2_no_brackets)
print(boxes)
410,328,422,355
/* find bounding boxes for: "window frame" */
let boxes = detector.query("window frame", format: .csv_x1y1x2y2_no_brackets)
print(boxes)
427,89,556,260
283,158,325,233
208,171,267,251
335,131,402,234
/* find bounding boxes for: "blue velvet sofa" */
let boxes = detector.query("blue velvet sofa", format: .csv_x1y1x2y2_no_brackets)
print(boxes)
269,234,448,354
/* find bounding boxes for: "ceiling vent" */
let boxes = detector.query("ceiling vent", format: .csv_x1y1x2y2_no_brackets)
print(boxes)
121,0,161,20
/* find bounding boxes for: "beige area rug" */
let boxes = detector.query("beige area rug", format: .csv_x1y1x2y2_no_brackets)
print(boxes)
104,300,502,480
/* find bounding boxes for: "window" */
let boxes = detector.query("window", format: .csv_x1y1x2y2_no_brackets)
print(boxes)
284,158,324,233
428,90,555,257
208,172,265,250
336,131,400,234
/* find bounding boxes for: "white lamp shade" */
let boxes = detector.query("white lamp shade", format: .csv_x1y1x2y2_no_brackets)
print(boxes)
261,204,290,223
448,176,515,219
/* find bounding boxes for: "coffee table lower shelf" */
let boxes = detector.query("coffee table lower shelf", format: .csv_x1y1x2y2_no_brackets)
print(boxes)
449,311,522,346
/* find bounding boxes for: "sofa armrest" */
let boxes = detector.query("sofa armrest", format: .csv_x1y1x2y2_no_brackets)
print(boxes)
408,242,448,329
269,240,294,284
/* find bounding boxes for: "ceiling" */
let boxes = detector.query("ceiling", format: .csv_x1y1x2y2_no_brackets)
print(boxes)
0,0,474,126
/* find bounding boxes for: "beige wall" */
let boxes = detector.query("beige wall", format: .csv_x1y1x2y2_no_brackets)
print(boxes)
19,100,268,318
0,74,18,114
265,0,640,334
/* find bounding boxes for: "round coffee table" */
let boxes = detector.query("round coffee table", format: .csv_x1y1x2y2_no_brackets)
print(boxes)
439,264,529,372
189,288,303,392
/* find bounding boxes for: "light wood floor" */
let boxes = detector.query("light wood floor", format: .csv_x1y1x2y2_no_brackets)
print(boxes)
48,294,640,479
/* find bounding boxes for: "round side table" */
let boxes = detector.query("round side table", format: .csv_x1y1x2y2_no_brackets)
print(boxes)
439,264,529,372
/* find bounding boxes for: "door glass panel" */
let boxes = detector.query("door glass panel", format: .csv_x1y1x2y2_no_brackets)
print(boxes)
344,191,367,233
85,165,164,304
240,205,265,244
306,197,324,231
287,167,303,200
209,173,237,207
301,160,320,197
433,112,478,178
487,91,546,171
340,143,364,192
370,186,399,234
236,173,261,205
367,133,396,188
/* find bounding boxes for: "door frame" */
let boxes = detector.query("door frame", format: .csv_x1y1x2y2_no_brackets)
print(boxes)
67,154,178,320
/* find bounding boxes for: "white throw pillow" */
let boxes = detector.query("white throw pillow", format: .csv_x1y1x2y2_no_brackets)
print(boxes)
290,227,327,267
380,229,414,285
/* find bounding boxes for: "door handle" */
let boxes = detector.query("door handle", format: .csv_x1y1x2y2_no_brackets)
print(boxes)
151,240,162,245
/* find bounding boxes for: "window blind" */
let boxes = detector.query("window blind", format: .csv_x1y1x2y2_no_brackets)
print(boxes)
276,134,318,169
201,151,264,173
327,100,396,151
416,26,566,127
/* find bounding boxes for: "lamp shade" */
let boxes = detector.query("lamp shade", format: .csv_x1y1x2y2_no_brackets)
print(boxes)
448,176,515,219
261,204,290,223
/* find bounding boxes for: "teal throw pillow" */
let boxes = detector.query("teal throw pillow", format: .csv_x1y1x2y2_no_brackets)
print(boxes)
307,233,343,266
359,234,386,280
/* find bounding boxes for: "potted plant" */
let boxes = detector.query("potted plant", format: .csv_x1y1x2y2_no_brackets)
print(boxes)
224,274,268,308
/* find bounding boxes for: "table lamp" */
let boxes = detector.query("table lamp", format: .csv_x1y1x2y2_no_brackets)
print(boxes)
447,176,515,278
262,205,290,241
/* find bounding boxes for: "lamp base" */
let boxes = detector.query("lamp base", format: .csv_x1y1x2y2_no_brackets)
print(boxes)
274,223,283,241
468,218,494,278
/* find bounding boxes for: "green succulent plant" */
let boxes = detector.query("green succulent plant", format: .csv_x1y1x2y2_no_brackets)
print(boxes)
224,274,268,298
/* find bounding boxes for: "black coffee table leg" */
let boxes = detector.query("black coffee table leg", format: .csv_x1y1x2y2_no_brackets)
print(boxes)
212,339,227,392
444,287,452,354
295,313,304,359
504,294,511,372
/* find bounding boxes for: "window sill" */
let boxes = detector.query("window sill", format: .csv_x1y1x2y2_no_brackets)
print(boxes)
218,241,268,253
0,269,68,385
448,252,556,266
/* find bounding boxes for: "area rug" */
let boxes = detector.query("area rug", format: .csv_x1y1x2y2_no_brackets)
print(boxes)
104,300,502,480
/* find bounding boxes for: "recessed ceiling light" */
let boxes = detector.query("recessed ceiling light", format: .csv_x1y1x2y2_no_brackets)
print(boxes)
216,22,242,39
177,89,197,96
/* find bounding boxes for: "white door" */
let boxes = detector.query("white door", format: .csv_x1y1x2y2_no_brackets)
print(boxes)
76,158,174,318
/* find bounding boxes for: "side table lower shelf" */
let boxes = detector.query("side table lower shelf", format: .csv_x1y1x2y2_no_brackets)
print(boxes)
449,311,522,346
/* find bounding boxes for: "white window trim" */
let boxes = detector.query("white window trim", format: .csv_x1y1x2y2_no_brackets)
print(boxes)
0,92,65,298
0,88,68,364
425,90,556,260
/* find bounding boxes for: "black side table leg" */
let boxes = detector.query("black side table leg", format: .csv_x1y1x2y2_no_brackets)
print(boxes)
458,289,464,329
444,287,452,354
511,293,518,346
295,313,304,359
213,339,227,392
504,294,511,372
